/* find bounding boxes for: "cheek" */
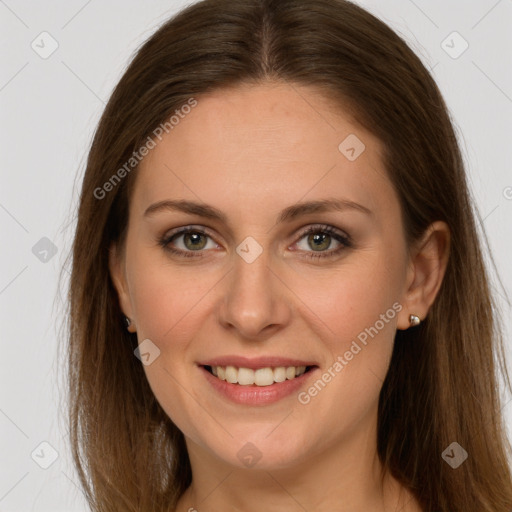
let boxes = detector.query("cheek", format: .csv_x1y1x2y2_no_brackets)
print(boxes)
290,251,402,346
128,249,218,343
289,253,402,409
127,257,217,443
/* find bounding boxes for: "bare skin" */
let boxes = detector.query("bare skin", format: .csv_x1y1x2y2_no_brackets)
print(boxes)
109,81,449,512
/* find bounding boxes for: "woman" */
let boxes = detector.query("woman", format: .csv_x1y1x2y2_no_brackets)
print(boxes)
66,0,512,510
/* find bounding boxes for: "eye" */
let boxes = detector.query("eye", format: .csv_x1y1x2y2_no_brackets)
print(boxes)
158,224,352,260
158,226,218,258
292,224,352,260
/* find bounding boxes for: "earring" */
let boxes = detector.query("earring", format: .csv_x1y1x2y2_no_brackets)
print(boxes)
409,314,421,327
124,316,132,330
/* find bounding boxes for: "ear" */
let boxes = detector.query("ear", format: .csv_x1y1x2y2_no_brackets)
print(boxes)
108,242,136,332
397,221,450,330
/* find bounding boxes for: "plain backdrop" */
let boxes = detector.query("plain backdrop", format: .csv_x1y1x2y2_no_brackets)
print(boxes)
1,1,511,510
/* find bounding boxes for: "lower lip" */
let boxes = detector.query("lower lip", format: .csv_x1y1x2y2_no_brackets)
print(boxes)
200,366,316,405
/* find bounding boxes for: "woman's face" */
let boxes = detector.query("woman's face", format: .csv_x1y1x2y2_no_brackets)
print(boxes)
110,82,416,470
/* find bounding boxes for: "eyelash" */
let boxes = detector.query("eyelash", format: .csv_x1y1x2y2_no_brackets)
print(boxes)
158,224,352,261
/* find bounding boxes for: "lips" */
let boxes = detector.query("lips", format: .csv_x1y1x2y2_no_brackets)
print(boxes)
197,355,319,405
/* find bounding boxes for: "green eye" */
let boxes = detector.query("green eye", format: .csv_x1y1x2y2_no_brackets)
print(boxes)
159,224,352,260
293,225,351,260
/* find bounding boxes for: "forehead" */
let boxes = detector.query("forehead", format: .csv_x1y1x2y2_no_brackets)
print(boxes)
133,82,398,224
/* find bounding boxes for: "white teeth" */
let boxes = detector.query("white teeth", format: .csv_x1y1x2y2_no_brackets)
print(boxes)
286,366,296,380
225,365,237,384
238,367,255,385
209,365,308,386
273,367,287,383
254,368,274,386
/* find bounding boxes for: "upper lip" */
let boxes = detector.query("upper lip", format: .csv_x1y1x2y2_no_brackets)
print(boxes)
197,355,318,370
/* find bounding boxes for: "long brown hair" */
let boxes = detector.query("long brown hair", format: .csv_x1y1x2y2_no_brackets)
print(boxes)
62,0,512,510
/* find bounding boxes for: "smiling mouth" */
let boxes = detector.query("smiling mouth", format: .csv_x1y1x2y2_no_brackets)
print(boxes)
203,364,316,386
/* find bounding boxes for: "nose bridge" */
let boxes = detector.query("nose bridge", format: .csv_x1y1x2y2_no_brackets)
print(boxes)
220,238,289,337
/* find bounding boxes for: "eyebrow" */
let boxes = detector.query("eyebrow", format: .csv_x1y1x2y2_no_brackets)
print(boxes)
143,197,373,223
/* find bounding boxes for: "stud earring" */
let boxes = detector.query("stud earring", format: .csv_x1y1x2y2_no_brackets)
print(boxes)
409,314,421,327
124,316,132,330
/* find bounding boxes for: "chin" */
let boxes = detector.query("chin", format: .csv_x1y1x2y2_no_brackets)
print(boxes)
213,432,311,471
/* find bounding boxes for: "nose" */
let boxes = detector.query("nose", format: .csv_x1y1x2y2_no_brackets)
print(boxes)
218,246,291,340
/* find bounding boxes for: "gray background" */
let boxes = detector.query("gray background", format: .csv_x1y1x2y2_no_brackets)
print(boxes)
1,0,511,510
